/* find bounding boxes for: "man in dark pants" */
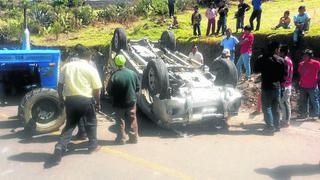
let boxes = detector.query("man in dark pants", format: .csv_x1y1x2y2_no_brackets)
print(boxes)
216,0,229,35
255,42,286,134
168,0,175,18
249,0,263,31
107,54,140,145
46,45,102,166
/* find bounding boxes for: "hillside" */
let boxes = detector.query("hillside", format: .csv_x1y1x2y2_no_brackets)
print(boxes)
31,0,320,47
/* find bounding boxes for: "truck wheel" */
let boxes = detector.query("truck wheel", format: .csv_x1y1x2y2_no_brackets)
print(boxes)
210,58,238,87
142,60,169,100
160,31,176,51
112,28,128,53
19,88,65,133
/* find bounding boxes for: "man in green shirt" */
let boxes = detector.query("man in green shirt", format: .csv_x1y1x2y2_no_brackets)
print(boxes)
107,55,140,145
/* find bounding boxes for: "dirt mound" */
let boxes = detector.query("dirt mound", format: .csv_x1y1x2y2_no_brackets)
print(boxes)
238,76,300,115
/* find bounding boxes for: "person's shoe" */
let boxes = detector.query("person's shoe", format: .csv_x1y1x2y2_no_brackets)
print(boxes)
280,122,290,128
73,133,87,141
44,149,62,168
262,126,275,135
127,137,138,144
114,138,126,145
308,116,318,121
88,145,100,153
274,127,281,132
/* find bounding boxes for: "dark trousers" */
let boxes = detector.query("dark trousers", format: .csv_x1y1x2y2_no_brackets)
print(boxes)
193,23,201,36
261,89,281,128
114,105,138,141
168,3,174,17
236,15,245,31
0,81,6,102
216,16,227,35
299,88,319,117
77,117,86,135
206,18,216,36
55,96,97,151
250,9,262,31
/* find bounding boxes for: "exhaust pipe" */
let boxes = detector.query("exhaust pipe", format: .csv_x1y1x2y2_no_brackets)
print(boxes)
21,5,30,50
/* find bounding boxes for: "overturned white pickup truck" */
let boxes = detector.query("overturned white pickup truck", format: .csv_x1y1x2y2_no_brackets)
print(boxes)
109,28,241,128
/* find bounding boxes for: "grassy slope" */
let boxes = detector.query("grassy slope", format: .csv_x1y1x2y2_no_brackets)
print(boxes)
31,0,320,47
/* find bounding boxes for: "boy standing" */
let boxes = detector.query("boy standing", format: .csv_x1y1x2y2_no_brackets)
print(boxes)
293,6,311,45
192,6,202,37
220,28,239,62
236,0,250,33
279,45,293,127
216,1,229,35
205,3,217,36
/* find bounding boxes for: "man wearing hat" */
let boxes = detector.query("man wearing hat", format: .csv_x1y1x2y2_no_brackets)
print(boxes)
107,54,140,145
46,44,102,167
297,49,320,120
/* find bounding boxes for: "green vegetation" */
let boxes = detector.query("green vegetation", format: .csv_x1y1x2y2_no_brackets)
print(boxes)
1,0,319,47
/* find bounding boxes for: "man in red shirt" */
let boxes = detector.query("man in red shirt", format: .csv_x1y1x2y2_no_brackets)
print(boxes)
236,25,254,81
298,49,320,119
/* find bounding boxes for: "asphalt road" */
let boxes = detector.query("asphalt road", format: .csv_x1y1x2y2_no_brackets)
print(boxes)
0,100,320,180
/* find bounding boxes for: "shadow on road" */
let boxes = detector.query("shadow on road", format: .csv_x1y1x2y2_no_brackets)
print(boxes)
0,119,21,129
255,164,320,180
9,152,51,163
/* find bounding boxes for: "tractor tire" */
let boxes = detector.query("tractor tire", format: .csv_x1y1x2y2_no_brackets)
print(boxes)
210,58,238,87
142,60,170,100
160,31,176,51
19,88,65,133
112,28,128,53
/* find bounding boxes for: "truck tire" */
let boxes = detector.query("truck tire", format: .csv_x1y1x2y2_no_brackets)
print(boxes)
160,31,176,51
210,58,238,87
142,60,169,100
112,28,128,53
19,88,65,133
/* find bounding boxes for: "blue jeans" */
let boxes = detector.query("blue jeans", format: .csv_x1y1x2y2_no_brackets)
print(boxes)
300,88,319,117
261,89,281,128
230,50,235,62
236,53,251,79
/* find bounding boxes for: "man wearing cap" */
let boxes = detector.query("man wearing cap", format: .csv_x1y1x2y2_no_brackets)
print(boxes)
46,44,102,167
107,54,140,145
297,49,320,120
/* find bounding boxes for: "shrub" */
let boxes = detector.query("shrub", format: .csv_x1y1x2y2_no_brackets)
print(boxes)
97,3,136,24
0,19,21,42
29,3,56,28
134,0,152,16
175,0,195,11
150,0,168,16
73,5,96,26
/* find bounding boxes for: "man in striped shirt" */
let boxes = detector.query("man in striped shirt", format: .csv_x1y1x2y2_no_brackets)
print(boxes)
279,45,293,127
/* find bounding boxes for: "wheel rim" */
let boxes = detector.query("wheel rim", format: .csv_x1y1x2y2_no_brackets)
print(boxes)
31,98,59,124
148,68,157,93
114,33,119,50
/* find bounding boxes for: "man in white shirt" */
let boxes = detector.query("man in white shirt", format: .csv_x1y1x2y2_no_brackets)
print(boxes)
188,45,204,66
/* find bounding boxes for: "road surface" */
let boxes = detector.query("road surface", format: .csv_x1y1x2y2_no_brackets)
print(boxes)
0,99,320,180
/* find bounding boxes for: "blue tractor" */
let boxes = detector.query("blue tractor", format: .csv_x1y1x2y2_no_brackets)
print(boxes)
0,7,65,133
